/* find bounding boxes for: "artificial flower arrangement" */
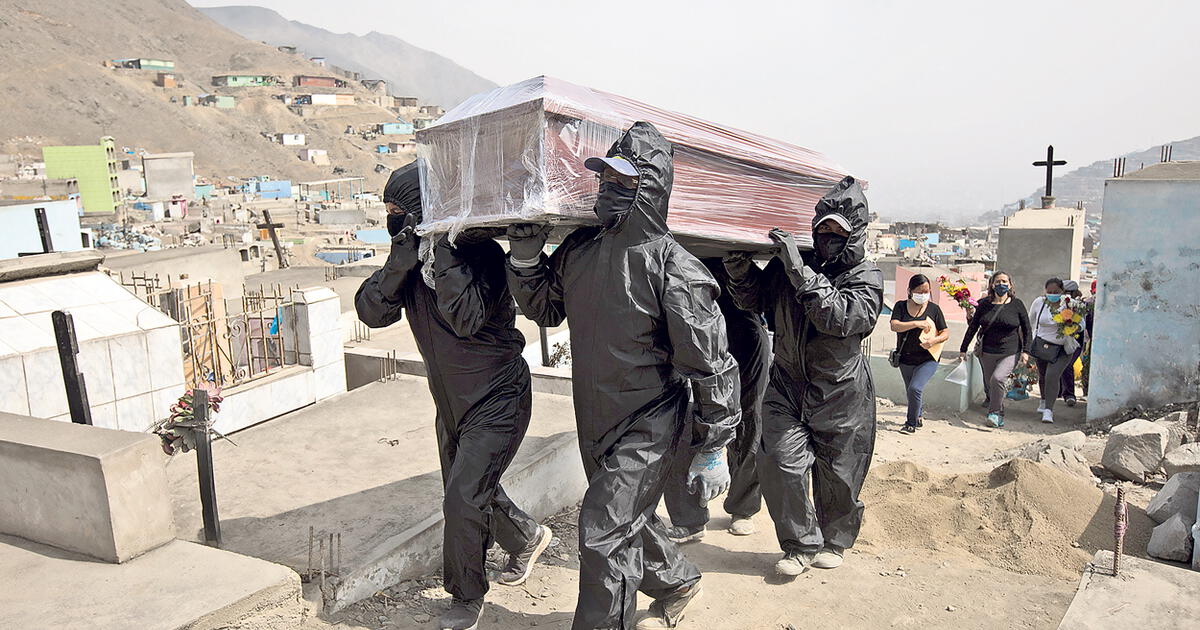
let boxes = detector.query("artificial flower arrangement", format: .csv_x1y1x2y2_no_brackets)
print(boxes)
151,383,233,455
1051,297,1088,338
937,275,978,318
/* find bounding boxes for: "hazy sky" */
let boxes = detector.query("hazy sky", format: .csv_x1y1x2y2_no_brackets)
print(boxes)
191,0,1199,220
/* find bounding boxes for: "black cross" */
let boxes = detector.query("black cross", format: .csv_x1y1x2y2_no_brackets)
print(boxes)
1032,145,1067,198
256,209,289,269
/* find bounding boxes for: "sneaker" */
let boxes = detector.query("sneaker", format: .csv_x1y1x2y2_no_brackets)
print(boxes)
440,597,483,630
1041,409,1055,423
729,517,756,536
1037,401,1047,413
635,582,703,629
986,413,1002,428
497,524,552,586
900,424,917,434
774,551,814,576
812,546,844,569
1065,396,1077,407
666,524,705,544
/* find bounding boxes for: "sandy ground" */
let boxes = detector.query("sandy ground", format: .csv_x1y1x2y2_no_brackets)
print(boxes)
302,393,1158,630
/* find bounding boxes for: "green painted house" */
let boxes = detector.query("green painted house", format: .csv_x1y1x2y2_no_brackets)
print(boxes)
210,75,275,87
42,137,121,214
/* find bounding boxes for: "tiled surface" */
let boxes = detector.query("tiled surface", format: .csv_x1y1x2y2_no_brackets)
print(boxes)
23,349,68,418
90,402,119,430
313,361,346,402
78,339,115,405
297,287,338,304
0,354,29,416
0,281,62,314
150,385,186,429
309,330,343,368
145,327,185,391
109,333,152,400
213,369,315,435
304,298,342,335
115,393,154,432
0,315,57,354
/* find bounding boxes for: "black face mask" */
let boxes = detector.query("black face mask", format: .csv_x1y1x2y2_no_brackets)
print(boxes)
595,181,637,229
813,232,848,262
386,213,405,237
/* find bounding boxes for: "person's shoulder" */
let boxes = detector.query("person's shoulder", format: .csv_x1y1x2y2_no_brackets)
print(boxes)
1010,297,1028,308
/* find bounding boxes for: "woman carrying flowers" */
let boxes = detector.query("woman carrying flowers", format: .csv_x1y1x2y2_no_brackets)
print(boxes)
1027,277,1080,423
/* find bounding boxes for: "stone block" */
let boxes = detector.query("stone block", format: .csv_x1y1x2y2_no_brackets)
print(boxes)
1163,444,1200,478
1146,472,1200,525
1101,419,1169,482
0,412,175,562
1147,512,1194,563
1155,411,1195,453
1016,442,1094,480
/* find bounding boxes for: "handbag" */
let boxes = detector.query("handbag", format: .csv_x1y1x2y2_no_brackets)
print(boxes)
1029,300,1062,362
889,349,902,368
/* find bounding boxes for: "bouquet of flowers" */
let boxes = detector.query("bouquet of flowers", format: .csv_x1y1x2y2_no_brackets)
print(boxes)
151,383,233,455
1051,299,1088,338
1006,360,1038,400
937,275,978,317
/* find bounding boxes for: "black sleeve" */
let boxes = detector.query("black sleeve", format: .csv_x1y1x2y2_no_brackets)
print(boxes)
959,303,982,353
890,300,905,321
432,239,504,338
932,303,948,330
1016,299,1032,353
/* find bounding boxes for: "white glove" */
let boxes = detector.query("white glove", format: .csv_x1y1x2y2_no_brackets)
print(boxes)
1063,336,1080,355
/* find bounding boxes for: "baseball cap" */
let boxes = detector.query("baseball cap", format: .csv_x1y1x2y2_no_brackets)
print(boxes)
584,155,638,177
814,213,853,233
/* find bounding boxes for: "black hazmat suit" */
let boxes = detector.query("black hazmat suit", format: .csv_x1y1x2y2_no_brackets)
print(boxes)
664,259,770,529
724,176,883,555
354,165,540,601
507,122,741,630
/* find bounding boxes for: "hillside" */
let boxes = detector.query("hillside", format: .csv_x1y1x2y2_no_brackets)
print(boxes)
0,0,418,189
980,136,1200,224
199,5,497,108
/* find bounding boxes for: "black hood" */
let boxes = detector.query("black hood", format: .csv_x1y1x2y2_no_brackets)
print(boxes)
812,176,869,273
596,121,673,244
383,162,423,220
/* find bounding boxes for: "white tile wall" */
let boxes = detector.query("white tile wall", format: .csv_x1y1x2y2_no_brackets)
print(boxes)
115,393,154,432
309,330,343,368
305,298,342,335
314,361,347,402
90,402,118,430
0,354,29,416
1,315,57,353
109,332,152,400
22,349,68,418
0,281,61,315
150,385,186,428
69,303,141,340
0,301,17,319
78,338,115,405
145,326,185,390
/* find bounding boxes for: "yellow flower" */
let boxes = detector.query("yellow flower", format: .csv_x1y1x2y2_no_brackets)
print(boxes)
1063,325,1078,335
1073,314,1083,323
1052,313,1064,323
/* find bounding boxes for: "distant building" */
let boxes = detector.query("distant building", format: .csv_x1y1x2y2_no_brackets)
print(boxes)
109,58,175,71
360,79,387,94
293,75,346,89
393,96,419,108
42,136,120,214
418,105,444,117
375,145,390,154
309,57,326,66
378,121,414,135
1088,161,1200,422
155,72,178,88
141,152,195,201
995,203,1085,297
276,133,306,146
387,141,416,153
199,95,236,109
0,178,79,201
210,74,276,87
278,45,298,54
309,94,355,106
0,199,88,259
298,149,329,166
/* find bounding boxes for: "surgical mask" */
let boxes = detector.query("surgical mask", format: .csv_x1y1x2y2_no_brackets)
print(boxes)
1046,293,1062,303
992,284,1010,296
595,181,637,229
911,293,930,305
813,232,848,262
386,213,405,237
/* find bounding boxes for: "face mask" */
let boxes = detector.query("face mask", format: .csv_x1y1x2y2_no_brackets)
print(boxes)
1046,293,1062,303
910,293,930,305
813,232,848,262
595,181,638,229
386,213,405,237
992,284,1010,296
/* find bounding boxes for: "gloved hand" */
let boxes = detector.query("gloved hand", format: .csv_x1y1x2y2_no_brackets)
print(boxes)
687,449,730,503
1062,335,1080,355
506,223,551,262
768,228,816,286
722,251,755,279
385,213,421,273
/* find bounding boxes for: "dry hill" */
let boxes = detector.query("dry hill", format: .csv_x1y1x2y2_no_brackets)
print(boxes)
0,0,425,188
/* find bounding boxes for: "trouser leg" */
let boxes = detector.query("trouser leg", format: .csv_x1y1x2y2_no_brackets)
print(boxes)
573,392,699,630
899,361,936,425
758,370,820,554
724,363,764,518
491,485,540,554
1059,345,1082,399
1041,353,1071,410
440,381,532,601
981,352,1018,415
663,425,709,529
809,401,876,551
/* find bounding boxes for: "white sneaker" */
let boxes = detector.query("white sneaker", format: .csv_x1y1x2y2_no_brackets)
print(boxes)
1041,409,1054,423
1037,401,1047,413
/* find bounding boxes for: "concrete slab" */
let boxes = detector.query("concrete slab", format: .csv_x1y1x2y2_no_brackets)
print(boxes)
1057,550,1200,630
168,375,584,610
0,534,302,630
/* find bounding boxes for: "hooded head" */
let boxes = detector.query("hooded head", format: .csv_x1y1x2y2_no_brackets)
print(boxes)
811,176,869,274
587,121,673,243
383,163,423,236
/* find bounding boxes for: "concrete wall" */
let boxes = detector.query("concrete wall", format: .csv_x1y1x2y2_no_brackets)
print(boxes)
104,246,246,303
0,200,84,259
996,226,1080,300
0,412,175,562
142,153,195,201
1088,179,1200,421
868,355,985,413
317,209,367,225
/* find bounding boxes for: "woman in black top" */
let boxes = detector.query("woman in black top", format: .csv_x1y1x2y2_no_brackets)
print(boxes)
958,271,1030,428
890,274,949,434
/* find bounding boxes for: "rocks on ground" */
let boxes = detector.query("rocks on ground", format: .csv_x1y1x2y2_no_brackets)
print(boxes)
1101,419,1170,482
1146,472,1200,525
1154,410,1196,453
1147,512,1195,563
1162,443,1200,478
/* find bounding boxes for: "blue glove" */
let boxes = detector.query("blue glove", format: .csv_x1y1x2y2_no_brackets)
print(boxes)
687,450,730,503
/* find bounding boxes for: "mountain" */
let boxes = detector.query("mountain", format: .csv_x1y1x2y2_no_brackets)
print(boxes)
199,5,496,108
980,136,1200,224
0,0,420,190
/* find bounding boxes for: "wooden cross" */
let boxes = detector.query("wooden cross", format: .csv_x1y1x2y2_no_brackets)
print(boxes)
1032,145,1067,198
256,209,289,269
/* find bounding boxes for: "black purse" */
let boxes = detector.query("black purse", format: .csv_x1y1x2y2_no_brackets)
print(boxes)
1029,301,1063,362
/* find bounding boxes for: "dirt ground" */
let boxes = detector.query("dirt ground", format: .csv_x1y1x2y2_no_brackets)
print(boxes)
303,394,1164,630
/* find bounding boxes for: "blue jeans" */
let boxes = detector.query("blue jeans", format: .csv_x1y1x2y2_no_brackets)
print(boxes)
899,360,939,426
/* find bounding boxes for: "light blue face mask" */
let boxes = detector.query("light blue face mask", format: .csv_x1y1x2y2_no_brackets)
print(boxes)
1046,294,1062,303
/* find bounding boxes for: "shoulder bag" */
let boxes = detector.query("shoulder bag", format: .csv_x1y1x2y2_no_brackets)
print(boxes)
1029,300,1063,362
